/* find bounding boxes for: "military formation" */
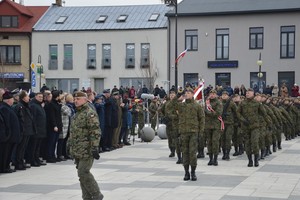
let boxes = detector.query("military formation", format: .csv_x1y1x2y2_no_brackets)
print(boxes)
160,86,300,181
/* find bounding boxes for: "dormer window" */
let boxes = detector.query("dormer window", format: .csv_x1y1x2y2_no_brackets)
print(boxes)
149,13,159,21
96,15,107,23
117,15,127,22
55,16,68,24
0,16,18,28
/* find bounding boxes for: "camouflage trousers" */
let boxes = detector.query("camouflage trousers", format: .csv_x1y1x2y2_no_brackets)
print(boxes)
244,128,260,155
138,121,145,138
150,116,157,131
166,127,180,154
220,124,234,150
181,132,198,167
75,157,103,200
198,131,206,150
259,126,266,149
265,128,273,146
206,129,221,155
232,126,243,147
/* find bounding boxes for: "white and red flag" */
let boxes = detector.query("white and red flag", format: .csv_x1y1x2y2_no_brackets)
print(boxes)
193,80,205,100
175,48,188,64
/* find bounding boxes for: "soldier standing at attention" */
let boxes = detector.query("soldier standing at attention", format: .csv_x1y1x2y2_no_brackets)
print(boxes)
237,88,270,167
178,88,205,181
205,90,223,166
67,91,103,200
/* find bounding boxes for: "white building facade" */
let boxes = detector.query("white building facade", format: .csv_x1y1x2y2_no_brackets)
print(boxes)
32,4,170,93
167,0,300,93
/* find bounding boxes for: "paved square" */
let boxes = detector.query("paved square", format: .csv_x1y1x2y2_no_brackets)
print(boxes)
1,136,300,200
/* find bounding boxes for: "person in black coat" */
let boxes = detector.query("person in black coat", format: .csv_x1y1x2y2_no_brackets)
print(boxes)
44,90,63,163
13,90,35,170
0,91,21,173
28,92,47,166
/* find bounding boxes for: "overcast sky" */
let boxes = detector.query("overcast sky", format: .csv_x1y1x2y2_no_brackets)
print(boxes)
21,0,182,6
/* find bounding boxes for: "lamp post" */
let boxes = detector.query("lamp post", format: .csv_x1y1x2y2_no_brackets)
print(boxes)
36,55,44,91
257,52,263,93
164,0,178,91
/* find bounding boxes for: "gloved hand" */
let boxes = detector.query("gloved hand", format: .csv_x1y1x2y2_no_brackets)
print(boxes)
92,150,100,160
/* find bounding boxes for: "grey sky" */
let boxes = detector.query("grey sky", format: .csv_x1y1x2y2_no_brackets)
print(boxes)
22,0,182,6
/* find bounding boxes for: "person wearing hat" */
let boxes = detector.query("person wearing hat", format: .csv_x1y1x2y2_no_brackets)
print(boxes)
220,90,238,161
44,90,63,163
205,89,223,166
67,91,103,200
237,88,271,167
13,90,36,170
149,96,159,131
161,90,182,164
0,91,21,173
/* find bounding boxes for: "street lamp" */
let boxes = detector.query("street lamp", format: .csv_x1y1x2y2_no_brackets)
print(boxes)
257,52,263,93
36,55,44,91
163,0,178,92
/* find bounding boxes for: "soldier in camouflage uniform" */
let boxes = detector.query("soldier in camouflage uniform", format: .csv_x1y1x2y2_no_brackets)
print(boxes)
294,98,300,136
178,89,205,181
220,91,238,161
232,94,244,156
237,88,271,167
205,90,223,166
149,98,159,131
67,91,103,200
161,91,182,164
137,100,145,138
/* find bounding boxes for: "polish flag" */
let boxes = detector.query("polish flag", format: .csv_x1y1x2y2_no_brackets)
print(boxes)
175,48,188,64
193,80,205,100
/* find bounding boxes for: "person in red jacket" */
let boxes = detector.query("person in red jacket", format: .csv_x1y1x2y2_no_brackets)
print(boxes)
291,84,299,97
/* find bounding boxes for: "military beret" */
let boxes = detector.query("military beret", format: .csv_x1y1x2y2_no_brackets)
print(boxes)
73,91,87,98
222,91,229,95
103,89,110,94
247,88,254,92
2,91,13,100
209,89,217,94
185,88,194,94
233,94,240,97
169,90,176,94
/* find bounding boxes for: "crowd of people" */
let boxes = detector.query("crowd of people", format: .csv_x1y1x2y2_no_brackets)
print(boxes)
0,82,299,183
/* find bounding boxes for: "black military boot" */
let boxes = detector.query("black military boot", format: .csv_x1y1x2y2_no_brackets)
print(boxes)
197,148,205,158
247,154,253,167
278,141,282,150
254,154,259,167
183,165,190,181
222,148,226,160
239,144,244,155
272,142,277,152
213,154,218,166
260,148,265,160
208,154,213,166
225,149,230,160
233,145,239,156
191,166,197,181
169,148,175,157
176,153,182,164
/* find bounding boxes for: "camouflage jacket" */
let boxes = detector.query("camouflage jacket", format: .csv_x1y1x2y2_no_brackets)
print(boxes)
161,98,179,130
205,98,223,129
237,97,271,129
263,103,279,128
178,99,205,135
221,99,237,125
68,102,100,159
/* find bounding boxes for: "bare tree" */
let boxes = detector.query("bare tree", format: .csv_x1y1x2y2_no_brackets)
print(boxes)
138,53,158,93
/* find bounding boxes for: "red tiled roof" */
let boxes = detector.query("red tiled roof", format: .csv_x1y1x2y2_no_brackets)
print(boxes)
0,0,49,33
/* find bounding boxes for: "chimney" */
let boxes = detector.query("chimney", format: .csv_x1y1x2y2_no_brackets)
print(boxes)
56,0,62,6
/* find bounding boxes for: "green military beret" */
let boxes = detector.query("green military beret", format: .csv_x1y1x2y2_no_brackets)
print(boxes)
222,91,229,95
73,91,87,98
209,89,217,94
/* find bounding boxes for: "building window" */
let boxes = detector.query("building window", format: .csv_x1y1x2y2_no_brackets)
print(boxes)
281,26,295,58
0,45,21,64
149,13,160,21
141,43,150,68
0,16,18,28
185,30,198,51
249,27,263,49
215,73,231,88
117,15,128,22
216,29,229,60
96,15,107,23
49,45,58,70
126,43,135,68
87,44,96,69
102,44,111,69
63,44,73,70
46,78,79,93
55,16,68,24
